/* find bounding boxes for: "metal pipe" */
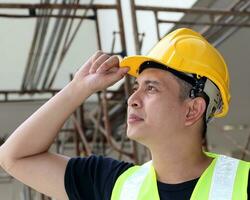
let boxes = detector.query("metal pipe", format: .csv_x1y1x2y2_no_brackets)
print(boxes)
29,7,51,89
158,19,250,27
130,0,140,54
42,1,68,89
134,5,250,17
0,13,95,19
2,3,250,17
206,1,250,46
0,3,117,10
100,90,133,158
0,89,60,94
116,0,127,56
47,0,95,88
61,0,80,51
22,6,48,90
213,16,249,47
72,115,92,156
21,9,43,90
94,8,102,50
154,11,160,40
201,0,250,39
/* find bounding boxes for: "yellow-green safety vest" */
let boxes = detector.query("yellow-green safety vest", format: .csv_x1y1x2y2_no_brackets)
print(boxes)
111,153,250,200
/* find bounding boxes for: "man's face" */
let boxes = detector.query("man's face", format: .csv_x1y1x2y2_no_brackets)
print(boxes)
127,68,187,146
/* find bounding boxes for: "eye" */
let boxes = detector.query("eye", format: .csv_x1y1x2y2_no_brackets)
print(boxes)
132,85,138,93
147,85,157,92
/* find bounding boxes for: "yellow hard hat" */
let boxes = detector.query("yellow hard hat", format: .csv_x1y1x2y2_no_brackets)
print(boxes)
120,28,230,118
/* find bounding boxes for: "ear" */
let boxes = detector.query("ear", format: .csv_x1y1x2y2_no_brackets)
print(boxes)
184,97,206,126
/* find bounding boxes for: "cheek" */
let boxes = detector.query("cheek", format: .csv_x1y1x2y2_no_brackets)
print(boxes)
146,100,183,128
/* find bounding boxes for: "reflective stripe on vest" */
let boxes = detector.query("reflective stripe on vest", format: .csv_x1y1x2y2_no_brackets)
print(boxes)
209,155,239,200
111,153,249,200
120,161,152,200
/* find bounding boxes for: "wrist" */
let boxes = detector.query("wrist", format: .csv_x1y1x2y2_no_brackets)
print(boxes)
65,80,92,106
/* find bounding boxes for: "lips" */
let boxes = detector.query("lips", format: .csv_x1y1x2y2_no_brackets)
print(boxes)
128,113,144,123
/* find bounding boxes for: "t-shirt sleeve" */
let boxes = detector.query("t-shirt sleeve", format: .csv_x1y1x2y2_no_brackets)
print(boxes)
64,155,133,200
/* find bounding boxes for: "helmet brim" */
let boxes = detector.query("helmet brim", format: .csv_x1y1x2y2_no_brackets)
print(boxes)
119,55,170,77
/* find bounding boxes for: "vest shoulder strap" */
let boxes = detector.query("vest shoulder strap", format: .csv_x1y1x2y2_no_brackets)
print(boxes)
191,154,250,200
111,165,140,200
232,159,250,200
111,161,159,200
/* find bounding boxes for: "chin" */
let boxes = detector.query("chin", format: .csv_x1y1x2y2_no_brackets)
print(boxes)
126,127,140,140
126,127,148,144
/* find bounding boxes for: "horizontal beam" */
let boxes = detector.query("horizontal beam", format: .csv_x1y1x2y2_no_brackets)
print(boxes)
0,3,117,10
1,3,249,19
0,13,96,19
136,5,250,16
158,19,250,27
0,98,50,103
0,89,124,96
0,89,60,94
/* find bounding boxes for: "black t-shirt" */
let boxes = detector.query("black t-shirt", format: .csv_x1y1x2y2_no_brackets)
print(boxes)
64,155,249,200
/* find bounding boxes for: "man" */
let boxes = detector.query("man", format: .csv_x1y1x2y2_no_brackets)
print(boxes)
0,28,249,200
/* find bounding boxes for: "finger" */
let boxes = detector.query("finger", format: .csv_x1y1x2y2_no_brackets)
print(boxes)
76,50,103,75
118,67,130,75
89,54,110,74
106,66,119,73
96,55,119,74
105,67,130,85
91,50,103,63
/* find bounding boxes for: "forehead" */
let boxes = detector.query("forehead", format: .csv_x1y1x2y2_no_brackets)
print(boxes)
136,68,178,86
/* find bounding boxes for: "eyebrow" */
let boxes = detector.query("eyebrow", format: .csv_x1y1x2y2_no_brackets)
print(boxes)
134,80,161,86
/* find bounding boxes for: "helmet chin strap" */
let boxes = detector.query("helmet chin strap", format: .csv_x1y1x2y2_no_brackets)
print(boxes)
189,77,211,123
189,76,223,123
189,77,207,99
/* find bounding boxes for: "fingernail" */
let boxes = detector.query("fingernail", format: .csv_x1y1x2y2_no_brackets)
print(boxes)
121,67,130,73
120,67,130,76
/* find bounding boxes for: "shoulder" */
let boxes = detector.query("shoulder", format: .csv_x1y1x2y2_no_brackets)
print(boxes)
64,155,134,200
65,155,134,186
66,155,133,176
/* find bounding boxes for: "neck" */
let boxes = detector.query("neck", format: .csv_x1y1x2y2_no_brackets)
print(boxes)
149,134,212,184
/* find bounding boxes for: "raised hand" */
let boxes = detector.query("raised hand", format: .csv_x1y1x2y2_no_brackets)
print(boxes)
0,51,129,200
73,51,130,97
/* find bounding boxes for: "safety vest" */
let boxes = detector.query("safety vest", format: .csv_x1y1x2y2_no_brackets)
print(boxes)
111,153,250,200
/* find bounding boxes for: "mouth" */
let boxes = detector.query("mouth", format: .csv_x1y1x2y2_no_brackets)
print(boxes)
128,113,144,124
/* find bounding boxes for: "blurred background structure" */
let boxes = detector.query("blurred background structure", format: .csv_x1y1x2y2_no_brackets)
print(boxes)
1,0,250,199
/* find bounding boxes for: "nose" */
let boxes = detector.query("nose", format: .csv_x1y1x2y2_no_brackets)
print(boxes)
127,90,142,108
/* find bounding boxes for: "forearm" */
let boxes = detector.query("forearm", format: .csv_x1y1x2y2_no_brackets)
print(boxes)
0,81,90,169
0,52,127,200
